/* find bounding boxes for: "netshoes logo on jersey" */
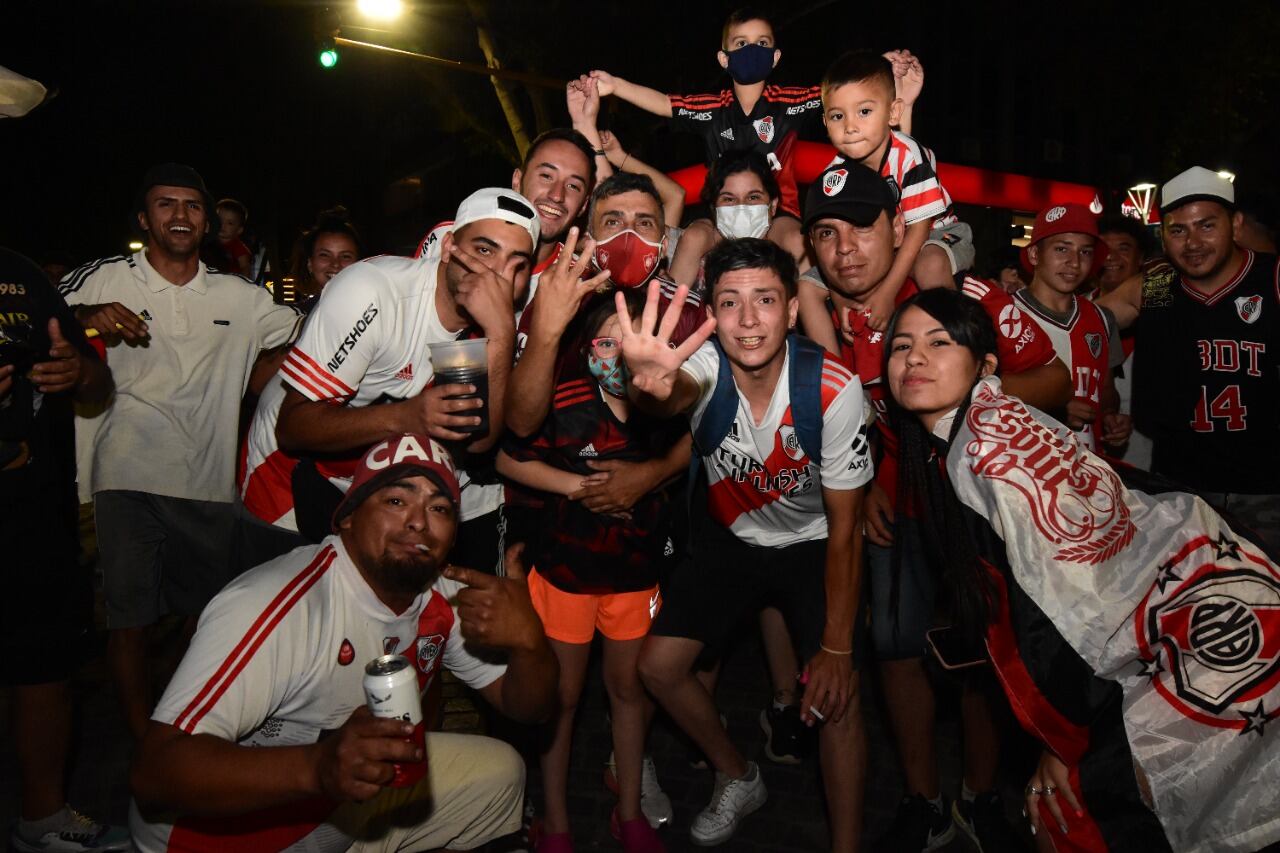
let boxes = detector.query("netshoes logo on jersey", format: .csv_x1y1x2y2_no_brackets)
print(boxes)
327,302,379,373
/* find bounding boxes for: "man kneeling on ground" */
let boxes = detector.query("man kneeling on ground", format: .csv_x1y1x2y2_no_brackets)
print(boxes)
130,433,558,852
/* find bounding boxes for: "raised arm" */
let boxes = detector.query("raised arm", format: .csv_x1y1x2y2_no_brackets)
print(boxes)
505,227,610,437
618,280,715,417
601,130,686,227
567,76,614,182
590,70,674,118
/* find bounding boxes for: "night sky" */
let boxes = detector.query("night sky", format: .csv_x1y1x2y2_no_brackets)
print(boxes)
4,0,1279,271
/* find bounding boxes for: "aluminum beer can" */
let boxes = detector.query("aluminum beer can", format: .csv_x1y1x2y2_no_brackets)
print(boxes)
363,654,426,787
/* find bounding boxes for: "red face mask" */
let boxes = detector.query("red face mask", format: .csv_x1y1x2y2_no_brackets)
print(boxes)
593,229,662,289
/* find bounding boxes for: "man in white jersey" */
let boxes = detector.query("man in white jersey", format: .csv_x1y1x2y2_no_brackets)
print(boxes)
618,239,873,851
238,187,538,570
59,163,303,741
131,433,558,852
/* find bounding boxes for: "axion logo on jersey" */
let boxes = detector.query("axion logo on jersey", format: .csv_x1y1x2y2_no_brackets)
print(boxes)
1044,206,1067,223
754,116,775,143
822,169,849,197
779,425,804,462
1236,295,1263,325
997,303,1024,340
383,637,400,654
1136,537,1280,729
1085,332,1103,359
416,634,445,675
337,639,355,666
395,363,414,382
851,423,869,458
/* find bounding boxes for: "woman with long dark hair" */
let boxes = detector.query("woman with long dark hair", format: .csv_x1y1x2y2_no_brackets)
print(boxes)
882,289,1278,853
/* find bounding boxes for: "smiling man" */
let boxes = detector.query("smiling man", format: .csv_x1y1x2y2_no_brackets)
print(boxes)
131,433,557,853
58,163,303,741
618,239,872,850
1129,167,1280,551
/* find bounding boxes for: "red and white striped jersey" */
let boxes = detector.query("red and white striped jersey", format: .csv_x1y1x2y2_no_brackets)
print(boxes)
828,130,950,227
680,342,873,547
239,254,465,530
1013,289,1115,451
131,535,504,852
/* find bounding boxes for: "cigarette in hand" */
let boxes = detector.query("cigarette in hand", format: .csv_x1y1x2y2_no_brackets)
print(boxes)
808,706,825,722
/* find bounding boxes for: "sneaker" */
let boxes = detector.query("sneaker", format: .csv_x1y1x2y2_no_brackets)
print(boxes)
604,752,673,828
689,762,767,847
610,808,667,853
758,704,815,765
875,794,956,852
686,713,728,771
10,807,132,852
952,792,1025,853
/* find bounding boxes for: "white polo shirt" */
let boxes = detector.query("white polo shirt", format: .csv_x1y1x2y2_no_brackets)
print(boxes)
59,250,301,502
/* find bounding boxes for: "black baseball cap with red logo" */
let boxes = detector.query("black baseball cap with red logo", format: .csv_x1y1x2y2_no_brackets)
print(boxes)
803,161,899,230
332,434,461,531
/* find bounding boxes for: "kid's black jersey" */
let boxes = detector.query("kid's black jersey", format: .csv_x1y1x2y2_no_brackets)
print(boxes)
1133,251,1280,493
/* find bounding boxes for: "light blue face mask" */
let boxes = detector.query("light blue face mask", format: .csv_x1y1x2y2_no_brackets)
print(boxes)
587,346,629,398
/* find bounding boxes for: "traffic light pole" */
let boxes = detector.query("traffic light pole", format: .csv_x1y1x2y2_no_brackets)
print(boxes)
333,36,564,90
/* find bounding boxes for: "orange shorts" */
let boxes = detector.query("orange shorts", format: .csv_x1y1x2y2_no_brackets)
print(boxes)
527,569,661,644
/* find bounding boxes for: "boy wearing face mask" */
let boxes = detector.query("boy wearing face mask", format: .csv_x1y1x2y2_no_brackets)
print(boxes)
589,10,820,219
669,151,812,288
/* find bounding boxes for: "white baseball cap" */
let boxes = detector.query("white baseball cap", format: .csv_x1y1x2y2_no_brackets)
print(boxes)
453,187,541,247
1159,166,1235,214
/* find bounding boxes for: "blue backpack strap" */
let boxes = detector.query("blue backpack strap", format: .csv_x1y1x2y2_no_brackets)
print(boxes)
691,336,738,458
787,333,827,466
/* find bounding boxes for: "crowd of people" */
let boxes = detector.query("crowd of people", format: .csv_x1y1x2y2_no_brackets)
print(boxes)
3,7,1279,853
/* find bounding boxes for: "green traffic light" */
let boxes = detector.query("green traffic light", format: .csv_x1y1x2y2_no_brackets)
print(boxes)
319,48,339,68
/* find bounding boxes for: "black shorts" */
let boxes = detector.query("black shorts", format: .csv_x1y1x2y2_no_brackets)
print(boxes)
651,514,865,666
0,467,92,685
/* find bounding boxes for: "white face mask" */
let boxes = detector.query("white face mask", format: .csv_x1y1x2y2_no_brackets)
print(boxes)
715,203,771,240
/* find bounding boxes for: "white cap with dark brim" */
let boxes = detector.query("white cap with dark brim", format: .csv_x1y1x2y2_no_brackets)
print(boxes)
1159,166,1235,214
453,187,541,247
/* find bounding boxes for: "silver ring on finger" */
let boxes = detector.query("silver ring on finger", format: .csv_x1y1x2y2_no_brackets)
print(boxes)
1043,785,1058,796
1025,784,1044,796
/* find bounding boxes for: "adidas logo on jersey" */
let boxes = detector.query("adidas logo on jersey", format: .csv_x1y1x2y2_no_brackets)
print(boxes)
664,537,674,557
579,443,598,457
395,363,414,381
139,309,154,322
720,127,735,141
728,419,741,442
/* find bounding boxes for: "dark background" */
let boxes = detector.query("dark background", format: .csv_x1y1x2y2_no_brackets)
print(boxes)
3,0,1279,272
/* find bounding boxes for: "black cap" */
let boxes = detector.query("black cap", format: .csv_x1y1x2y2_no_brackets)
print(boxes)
803,161,898,230
135,162,213,214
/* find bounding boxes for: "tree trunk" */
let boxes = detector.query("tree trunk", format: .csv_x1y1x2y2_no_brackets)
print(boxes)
465,0,532,161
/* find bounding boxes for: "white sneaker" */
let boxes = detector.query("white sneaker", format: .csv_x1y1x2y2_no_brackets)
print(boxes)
690,762,767,846
603,751,673,827
10,807,132,852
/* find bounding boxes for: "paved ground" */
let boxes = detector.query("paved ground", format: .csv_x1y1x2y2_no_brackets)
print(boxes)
1,512,1042,851
0,619,1043,852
